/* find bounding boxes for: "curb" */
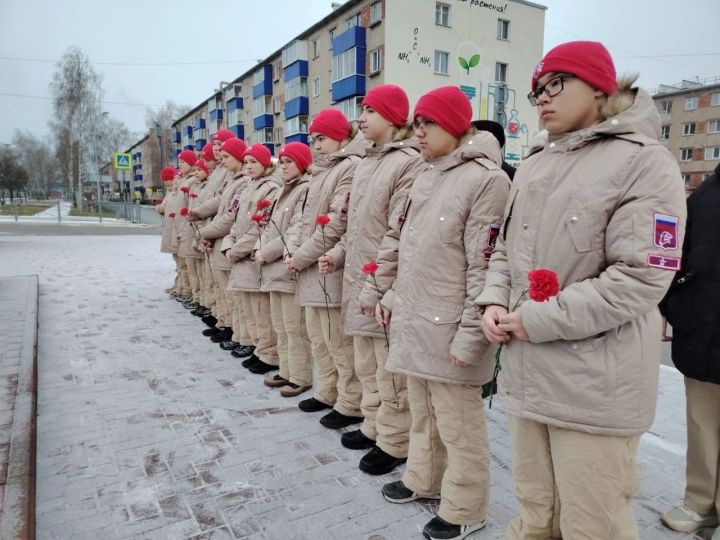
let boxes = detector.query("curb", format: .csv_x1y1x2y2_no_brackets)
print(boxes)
0,275,38,540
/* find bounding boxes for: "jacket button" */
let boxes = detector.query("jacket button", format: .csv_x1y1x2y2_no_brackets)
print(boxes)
611,119,619,125
570,216,578,223
429,164,434,169
440,217,445,221
570,343,578,350
522,224,529,230
409,226,414,231
549,142,556,148
399,142,404,146
433,316,440,321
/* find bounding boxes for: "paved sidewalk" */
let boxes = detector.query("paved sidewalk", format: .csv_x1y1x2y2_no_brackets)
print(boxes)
33,202,70,219
0,275,39,539
0,233,712,539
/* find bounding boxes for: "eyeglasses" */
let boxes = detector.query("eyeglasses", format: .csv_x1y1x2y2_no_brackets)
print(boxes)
527,74,575,106
412,119,437,132
278,158,295,166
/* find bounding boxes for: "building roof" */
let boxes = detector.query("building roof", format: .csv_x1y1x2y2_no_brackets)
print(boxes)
650,76,720,98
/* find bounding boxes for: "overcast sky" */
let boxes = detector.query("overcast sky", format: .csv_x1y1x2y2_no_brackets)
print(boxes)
1,0,718,145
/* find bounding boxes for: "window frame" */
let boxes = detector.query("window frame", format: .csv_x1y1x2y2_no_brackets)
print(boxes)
682,122,696,136
435,2,450,27
705,146,720,160
685,96,699,111
370,48,382,75
497,18,510,40
433,50,449,76
495,62,508,83
680,148,693,161
660,125,670,140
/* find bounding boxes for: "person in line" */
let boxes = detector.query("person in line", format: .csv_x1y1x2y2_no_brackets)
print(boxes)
478,41,687,539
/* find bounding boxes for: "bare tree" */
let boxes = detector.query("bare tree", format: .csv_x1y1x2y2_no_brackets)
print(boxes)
0,150,29,204
144,100,191,175
49,46,103,211
11,130,60,198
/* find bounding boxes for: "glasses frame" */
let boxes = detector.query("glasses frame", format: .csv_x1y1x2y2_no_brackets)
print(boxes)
412,119,437,132
527,74,576,106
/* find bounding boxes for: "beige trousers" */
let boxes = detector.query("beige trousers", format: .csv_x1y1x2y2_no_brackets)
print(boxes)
228,291,253,345
354,336,410,458
506,414,641,540
240,291,278,365
403,376,489,525
185,257,201,303
684,376,720,518
171,254,180,290
212,269,232,329
175,255,191,296
270,292,312,387
202,257,216,311
305,306,361,417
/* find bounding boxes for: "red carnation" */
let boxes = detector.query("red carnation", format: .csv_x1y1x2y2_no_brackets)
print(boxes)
251,213,264,223
168,212,176,218
180,207,189,217
316,215,330,227
180,186,190,193
257,199,272,210
362,261,379,275
528,269,560,302
190,193,198,199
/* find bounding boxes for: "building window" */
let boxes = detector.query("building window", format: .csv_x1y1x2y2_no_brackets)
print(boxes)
254,128,273,144
370,48,382,74
712,93,720,107
274,64,282,82
495,62,508,83
497,19,510,40
680,148,693,161
312,76,320,97
660,100,672,115
660,125,670,140
332,48,357,82
705,146,720,160
285,116,309,136
434,50,449,75
682,173,690,186
252,96,271,117
334,96,362,121
435,2,450,26
370,1,382,24
286,77,308,101
685,96,699,111
329,27,336,49
683,122,696,136
708,119,720,133
346,13,360,28
312,39,320,59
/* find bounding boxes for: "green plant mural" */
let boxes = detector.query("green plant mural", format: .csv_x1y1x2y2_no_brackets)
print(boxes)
458,54,480,75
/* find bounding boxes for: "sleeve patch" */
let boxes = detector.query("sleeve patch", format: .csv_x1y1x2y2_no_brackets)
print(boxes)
647,253,681,271
653,213,679,251
227,196,241,216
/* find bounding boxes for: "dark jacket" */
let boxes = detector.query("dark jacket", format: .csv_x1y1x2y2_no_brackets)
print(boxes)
662,163,720,384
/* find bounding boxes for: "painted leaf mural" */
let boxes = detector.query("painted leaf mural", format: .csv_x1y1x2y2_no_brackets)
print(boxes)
469,54,480,67
458,56,470,71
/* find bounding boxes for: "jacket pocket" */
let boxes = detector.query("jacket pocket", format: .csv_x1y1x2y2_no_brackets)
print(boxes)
566,210,592,253
438,197,464,244
416,304,463,325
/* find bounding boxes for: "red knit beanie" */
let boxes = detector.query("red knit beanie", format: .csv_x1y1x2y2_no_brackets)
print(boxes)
243,143,272,168
201,142,215,162
309,109,351,142
362,84,409,127
178,150,197,167
532,41,617,95
219,137,248,162
211,129,234,142
160,166,177,181
195,160,209,175
413,86,472,139
279,142,312,174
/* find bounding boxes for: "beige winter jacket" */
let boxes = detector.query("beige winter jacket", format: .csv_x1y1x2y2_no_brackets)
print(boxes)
324,138,426,338
287,137,366,307
159,190,178,254
193,164,230,227
258,173,310,294
475,84,687,436
178,176,206,258
198,172,250,271
224,172,282,292
378,132,510,384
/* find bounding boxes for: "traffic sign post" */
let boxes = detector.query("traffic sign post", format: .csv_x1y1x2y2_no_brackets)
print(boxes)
113,153,131,170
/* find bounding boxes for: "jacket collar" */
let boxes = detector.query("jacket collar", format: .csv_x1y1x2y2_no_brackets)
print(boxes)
424,132,503,172
365,136,421,158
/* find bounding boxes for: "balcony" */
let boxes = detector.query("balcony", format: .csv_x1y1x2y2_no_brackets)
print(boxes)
230,124,245,139
173,131,181,143
253,114,274,131
285,133,309,144
194,139,207,151
193,118,206,130
252,65,273,98
184,126,193,136
332,75,366,102
209,109,224,121
227,97,243,111
332,25,366,55
284,60,309,82
284,97,309,119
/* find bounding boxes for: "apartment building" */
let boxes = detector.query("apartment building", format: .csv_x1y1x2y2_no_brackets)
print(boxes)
653,77,720,190
169,0,546,168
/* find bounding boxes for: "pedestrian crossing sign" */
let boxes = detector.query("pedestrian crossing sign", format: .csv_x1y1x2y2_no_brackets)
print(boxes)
113,153,132,170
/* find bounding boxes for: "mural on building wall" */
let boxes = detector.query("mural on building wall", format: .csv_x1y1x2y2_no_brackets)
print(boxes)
395,25,531,165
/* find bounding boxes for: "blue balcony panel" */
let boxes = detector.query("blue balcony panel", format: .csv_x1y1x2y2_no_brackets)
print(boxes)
184,126,193,136
284,60,309,82
332,26,366,55
230,124,245,139
253,114,273,131
227,97,244,111
262,143,274,155
209,109,224,121
332,75,366,102
194,138,207,151
253,80,273,98
285,134,309,145
183,145,194,151
284,96,309,119
193,118,206,130
173,131,181,143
